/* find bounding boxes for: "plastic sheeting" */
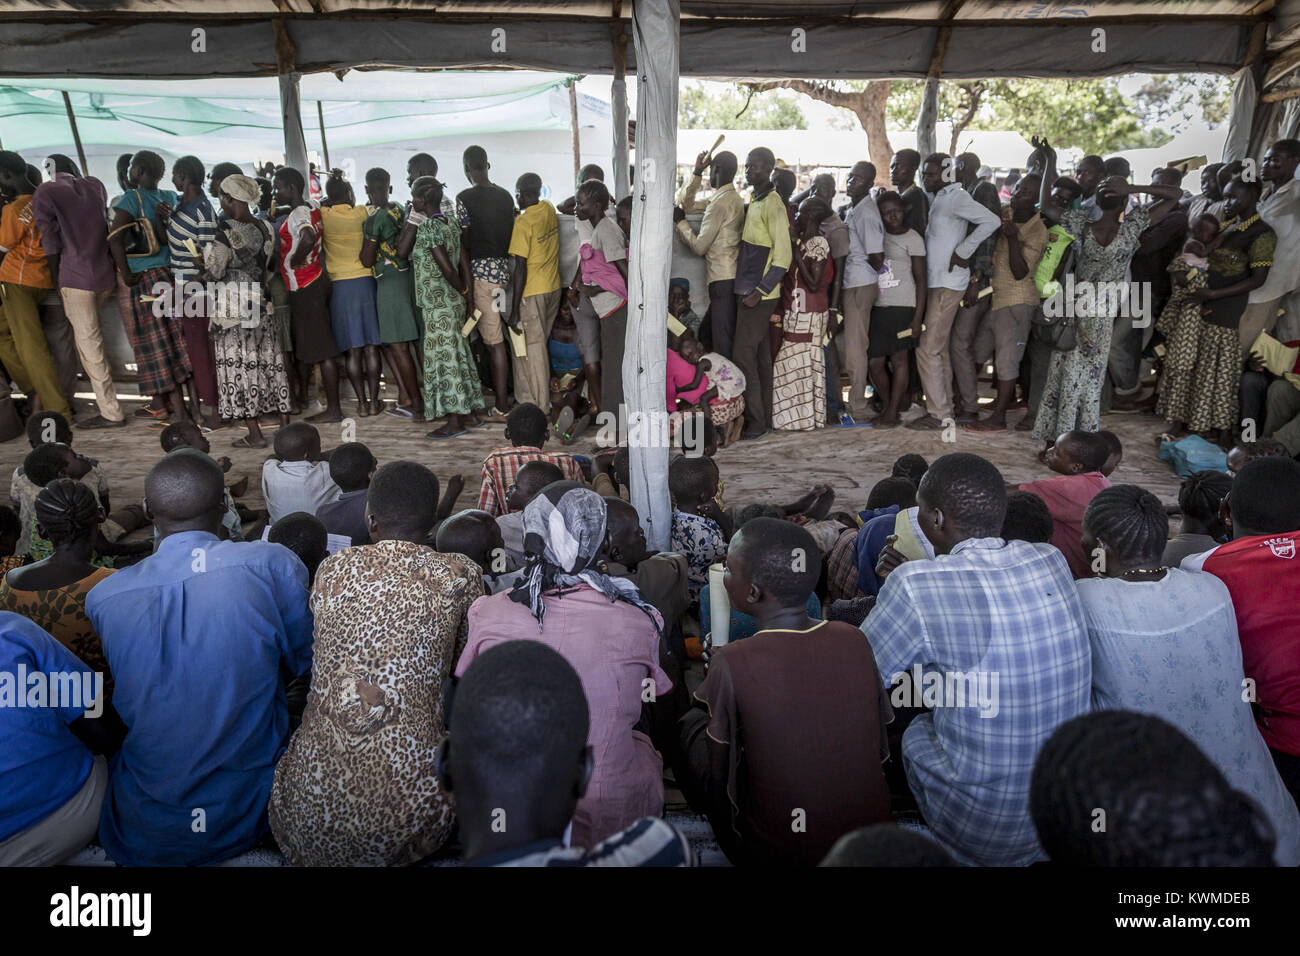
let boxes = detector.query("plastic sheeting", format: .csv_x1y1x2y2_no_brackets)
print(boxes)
624,0,677,552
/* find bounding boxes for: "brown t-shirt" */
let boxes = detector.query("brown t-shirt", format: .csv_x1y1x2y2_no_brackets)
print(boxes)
694,619,892,866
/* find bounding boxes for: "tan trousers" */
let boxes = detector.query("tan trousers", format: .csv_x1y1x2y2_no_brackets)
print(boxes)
514,289,560,413
60,288,123,421
0,282,71,418
1239,298,1283,356
916,286,966,420
0,756,107,866
473,277,507,346
841,283,880,418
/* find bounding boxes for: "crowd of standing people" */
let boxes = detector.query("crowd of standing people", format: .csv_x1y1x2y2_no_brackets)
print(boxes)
0,129,1299,869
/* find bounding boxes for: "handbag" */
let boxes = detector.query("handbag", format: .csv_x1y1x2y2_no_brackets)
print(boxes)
1031,240,1077,351
107,189,162,261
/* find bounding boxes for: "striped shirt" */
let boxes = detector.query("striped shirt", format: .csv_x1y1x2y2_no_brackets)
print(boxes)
862,536,1091,866
167,194,217,285
473,817,694,867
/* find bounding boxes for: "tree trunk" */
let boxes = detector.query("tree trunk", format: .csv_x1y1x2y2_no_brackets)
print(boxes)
853,80,894,185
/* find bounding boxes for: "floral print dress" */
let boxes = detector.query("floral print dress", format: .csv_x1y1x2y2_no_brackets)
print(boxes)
1033,204,1150,441
412,216,484,420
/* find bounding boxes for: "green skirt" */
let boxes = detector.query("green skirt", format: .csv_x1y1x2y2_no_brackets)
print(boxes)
376,269,421,345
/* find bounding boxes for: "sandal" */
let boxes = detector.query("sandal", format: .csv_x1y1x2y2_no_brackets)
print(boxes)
133,406,169,421
425,427,467,440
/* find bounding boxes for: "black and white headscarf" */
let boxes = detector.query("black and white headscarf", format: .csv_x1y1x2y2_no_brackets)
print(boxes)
508,482,660,632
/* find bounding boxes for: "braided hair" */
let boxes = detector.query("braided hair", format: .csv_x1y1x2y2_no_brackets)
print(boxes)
1030,711,1276,866
1082,484,1168,568
34,478,100,547
1178,469,1232,524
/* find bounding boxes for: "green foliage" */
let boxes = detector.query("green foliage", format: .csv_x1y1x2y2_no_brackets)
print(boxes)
886,77,1176,155
678,82,808,130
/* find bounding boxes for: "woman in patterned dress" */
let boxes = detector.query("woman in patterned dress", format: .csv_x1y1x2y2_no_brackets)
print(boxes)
197,174,292,449
772,198,833,431
1034,143,1185,454
397,177,483,439
1154,214,1218,430
1182,176,1274,447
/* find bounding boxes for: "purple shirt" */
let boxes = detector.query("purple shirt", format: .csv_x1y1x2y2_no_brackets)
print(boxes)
30,173,115,293
456,585,670,849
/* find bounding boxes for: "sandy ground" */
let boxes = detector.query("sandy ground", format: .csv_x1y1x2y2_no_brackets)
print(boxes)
0,381,1185,519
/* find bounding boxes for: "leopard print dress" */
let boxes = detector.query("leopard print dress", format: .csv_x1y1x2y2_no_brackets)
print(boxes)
269,540,484,866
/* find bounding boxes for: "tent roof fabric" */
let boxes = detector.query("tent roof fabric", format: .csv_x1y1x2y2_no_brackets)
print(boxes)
0,1,1297,82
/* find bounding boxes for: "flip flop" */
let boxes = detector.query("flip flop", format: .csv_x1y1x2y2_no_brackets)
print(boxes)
383,404,416,420
133,406,169,421
962,420,1008,433
554,406,575,439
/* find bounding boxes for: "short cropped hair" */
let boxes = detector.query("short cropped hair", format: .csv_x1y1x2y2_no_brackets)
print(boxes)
731,516,820,606
918,453,1006,539
1002,490,1054,544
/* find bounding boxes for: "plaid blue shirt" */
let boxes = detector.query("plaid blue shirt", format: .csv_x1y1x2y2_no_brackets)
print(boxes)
862,537,1091,866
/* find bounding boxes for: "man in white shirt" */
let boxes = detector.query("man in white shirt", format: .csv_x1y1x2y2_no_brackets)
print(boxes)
907,153,1001,431
840,161,886,424
674,151,744,359
1243,140,1300,352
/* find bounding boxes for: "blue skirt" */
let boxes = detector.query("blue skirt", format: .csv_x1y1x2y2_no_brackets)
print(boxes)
328,275,382,351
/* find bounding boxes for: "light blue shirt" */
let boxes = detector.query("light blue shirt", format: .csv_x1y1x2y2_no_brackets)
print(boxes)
843,195,885,288
863,537,1091,866
1078,569,1300,866
86,531,313,866
924,182,1002,291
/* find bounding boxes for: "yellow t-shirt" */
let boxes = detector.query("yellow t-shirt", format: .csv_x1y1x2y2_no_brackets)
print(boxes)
508,200,561,298
320,204,374,282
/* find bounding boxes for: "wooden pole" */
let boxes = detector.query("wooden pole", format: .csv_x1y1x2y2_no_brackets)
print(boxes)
61,91,88,177
316,100,330,170
568,80,581,187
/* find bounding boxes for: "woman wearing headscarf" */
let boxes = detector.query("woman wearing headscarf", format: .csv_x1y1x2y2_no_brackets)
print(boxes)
195,174,292,448
454,482,671,848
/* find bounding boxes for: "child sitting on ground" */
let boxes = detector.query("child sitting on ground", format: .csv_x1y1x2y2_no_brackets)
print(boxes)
497,460,565,567
10,412,136,558
21,444,152,567
436,508,515,594
548,298,592,445
315,442,376,546
262,422,340,524
668,277,702,339
669,455,730,595
267,511,329,584
160,421,251,540
1017,430,1113,579
680,517,891,866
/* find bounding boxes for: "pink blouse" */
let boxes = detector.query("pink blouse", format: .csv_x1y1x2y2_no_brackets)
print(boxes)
456,584,671,848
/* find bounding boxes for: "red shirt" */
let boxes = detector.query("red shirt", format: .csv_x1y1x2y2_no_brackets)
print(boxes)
275,202,323,292
1017,472,1112,579
1184,531,1300,756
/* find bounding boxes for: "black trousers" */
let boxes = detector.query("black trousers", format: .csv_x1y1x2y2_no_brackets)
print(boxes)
733,296,775,434
707,279,737,361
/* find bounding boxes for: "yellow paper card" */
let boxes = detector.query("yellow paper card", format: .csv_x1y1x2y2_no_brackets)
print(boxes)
667,314,687,337
461,309,481,338
508,325,527,358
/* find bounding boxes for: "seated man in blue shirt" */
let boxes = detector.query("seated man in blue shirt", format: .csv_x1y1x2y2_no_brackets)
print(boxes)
0,614,126,865
87,449,314,866
862,452,1091,867
436,640,693,867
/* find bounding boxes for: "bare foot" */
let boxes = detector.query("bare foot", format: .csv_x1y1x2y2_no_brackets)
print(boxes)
306,409,343,424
